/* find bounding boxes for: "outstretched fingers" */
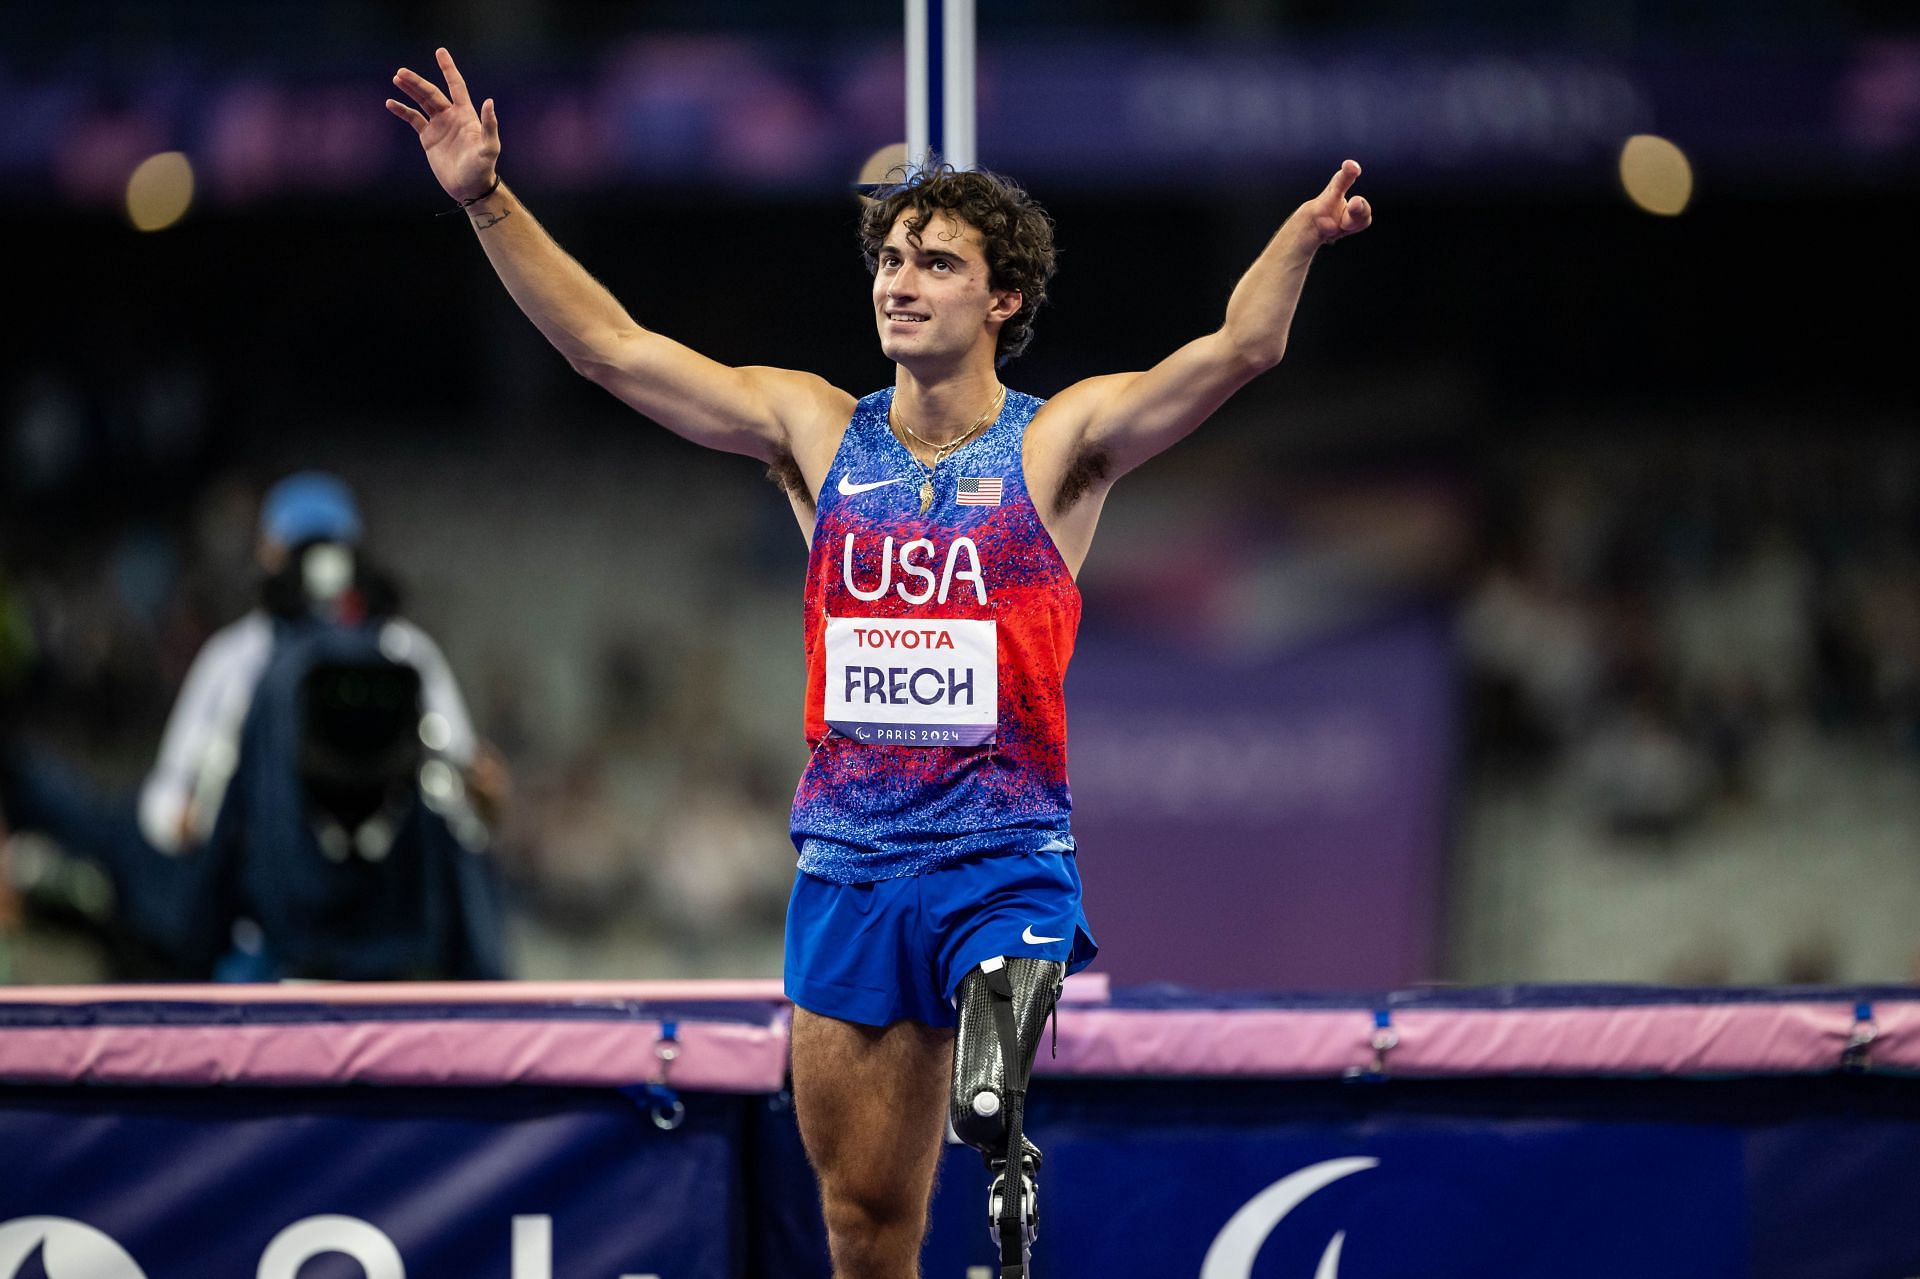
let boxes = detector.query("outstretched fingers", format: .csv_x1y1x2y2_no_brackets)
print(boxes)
385,99,429,133
387,49,499,201
1318,158,1361,204
436,47,473,108
391,66,452,115
1310,160,1371,242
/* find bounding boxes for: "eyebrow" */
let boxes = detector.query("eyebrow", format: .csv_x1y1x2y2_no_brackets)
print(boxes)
881,239,968,266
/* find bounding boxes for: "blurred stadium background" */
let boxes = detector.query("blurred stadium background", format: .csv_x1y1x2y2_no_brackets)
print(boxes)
2,0,1917,989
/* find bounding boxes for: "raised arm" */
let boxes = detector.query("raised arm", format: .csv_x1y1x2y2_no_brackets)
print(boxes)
386,49,850,463
1045,161,1372,483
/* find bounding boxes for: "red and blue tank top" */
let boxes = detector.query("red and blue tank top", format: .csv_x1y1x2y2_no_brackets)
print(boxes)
791,387,1082,883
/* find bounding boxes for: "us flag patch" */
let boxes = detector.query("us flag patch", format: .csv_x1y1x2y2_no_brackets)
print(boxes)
957,476,1003,506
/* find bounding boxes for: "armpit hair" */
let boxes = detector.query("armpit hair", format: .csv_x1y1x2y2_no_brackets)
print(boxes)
766,452,812,504
1053,445,1112,513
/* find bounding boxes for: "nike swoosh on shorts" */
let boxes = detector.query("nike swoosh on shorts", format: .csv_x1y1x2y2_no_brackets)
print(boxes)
838,474,908,496
1022,925,1065,944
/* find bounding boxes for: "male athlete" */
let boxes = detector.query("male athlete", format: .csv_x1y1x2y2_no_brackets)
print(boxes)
389,47,1370,1279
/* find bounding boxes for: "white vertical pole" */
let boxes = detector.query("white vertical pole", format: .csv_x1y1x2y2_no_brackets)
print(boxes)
905,0,931,169
906,0,975,171
510,1216,551,1279
942,0,976,171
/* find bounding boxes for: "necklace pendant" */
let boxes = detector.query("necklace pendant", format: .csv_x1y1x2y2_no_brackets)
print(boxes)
918,479,935,513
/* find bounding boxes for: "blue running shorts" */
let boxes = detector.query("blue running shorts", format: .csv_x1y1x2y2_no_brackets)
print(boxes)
784,849,1099,1028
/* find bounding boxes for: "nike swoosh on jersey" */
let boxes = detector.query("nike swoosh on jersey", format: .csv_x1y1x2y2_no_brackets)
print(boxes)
1022,925,1065,944
838,474,909,496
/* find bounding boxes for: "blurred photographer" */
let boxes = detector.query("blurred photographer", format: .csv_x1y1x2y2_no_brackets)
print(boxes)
0,472,509,980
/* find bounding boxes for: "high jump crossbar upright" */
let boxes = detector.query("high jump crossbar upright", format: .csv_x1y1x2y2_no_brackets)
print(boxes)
906,0,977,172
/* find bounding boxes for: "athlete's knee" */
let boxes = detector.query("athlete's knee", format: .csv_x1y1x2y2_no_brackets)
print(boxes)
825,1176,924,1222
819,1176,930,1264
950,955,1065,1152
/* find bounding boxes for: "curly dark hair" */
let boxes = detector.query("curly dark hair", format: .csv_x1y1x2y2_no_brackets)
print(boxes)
858,165,1056,367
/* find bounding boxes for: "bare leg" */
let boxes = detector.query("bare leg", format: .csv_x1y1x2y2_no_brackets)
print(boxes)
791,1006,955,1279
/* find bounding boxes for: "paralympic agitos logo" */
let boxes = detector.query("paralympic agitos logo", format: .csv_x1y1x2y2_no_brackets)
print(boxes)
1202,1157,1379,1279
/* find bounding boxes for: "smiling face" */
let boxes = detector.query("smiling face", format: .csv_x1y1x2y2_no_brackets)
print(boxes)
872,210,1021,374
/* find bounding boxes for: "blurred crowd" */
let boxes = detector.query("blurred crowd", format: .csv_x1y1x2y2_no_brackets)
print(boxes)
1462,426,1920,838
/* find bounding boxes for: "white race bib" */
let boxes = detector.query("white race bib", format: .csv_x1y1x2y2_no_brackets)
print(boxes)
824,616,997,746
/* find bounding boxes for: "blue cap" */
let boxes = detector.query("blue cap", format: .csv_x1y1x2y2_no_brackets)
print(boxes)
259,471,362,546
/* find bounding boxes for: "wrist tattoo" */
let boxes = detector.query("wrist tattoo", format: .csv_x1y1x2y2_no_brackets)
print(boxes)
472,207,513,232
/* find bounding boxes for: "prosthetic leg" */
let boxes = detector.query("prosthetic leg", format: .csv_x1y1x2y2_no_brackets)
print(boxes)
953,955,1066,1279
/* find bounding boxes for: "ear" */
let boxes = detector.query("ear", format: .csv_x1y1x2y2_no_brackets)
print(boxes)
988,288,1023,323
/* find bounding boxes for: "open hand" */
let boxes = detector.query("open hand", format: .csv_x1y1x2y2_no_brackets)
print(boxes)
386,47,500,203
1301,159,1373,246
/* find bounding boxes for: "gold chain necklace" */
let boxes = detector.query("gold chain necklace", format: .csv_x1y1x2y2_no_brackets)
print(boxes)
892,385,1006,513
